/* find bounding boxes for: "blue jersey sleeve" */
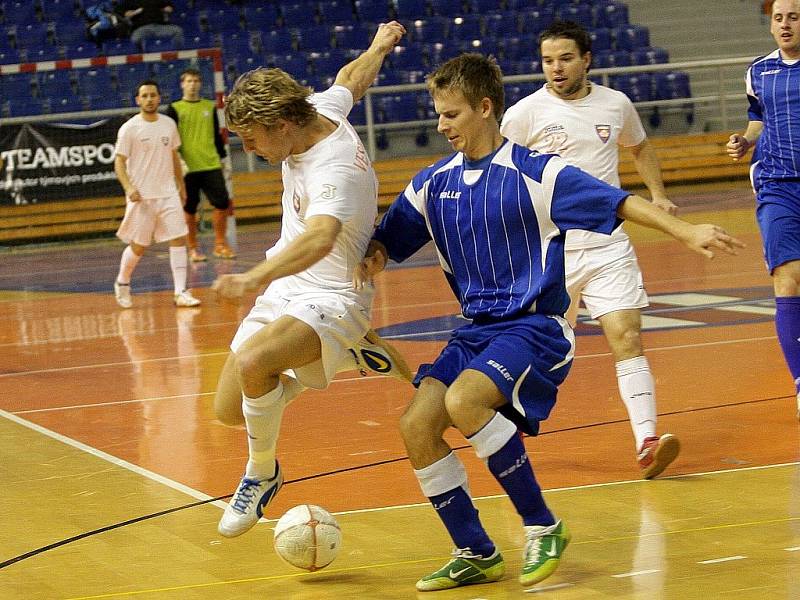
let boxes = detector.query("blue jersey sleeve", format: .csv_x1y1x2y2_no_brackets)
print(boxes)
550,164,628,234
373,190,431,263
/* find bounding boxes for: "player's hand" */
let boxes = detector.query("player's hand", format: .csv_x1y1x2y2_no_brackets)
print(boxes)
371,21,406,55
726,134,750,161
683,224,746,259
127,189,142,203
212,273,257,301
353,245,387,290
652,196,678,215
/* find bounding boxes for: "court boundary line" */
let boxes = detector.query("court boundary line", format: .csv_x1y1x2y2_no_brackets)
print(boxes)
0,408,227,509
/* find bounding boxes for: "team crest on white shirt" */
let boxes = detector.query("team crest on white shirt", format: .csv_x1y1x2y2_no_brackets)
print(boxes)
595,125,611,144
160,136,169,146
292,192,301,214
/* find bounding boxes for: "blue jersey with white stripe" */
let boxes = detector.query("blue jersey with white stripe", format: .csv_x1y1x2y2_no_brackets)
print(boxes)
746,50,800,188
373,140,629,320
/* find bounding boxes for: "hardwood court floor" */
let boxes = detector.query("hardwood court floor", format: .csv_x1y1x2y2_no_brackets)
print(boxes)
1,182,799,599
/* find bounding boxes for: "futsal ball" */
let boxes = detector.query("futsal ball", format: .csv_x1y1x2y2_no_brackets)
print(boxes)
273,504,342,571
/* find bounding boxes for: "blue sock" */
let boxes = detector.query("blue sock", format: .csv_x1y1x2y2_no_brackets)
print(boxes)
429,487,495,557
775,297,800,393
415,452,495,557
470,413,555,527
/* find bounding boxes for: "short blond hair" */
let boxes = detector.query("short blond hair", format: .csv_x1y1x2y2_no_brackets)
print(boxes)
224,67,316,130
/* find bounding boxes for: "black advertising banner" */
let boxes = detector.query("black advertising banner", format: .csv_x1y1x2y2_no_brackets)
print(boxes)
0,116,128,205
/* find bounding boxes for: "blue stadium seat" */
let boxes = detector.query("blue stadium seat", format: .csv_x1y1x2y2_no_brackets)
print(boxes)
397,69,426,83
0,45,20,64
460,38,498,56
468,0,504,13
376,93,424,123
140,36,180,53
389,44,425,70
631,46,669,65
4,98,47,117
394,0,428,20
2,1,39,26
556,3,593,28
412,17,449,44
223,31,258,59
309,50,345,77
319,0,354,24
201,6,242,33
52,22,88,47
593,49,632,68
61,42,100,60
114,63,152,100
511,59,541,76
49,94,86,114
654,71,691,100
484,11,520,38
104,39,139,56
448,15,482,42
376,69,400,86
185,32,214,50
349,101,366,125
79,68,114,98
282,2,319,29
589,27,612,52
515,6,554,36
332,23,372,50
610,73,653,102
10,22,52,51
225,50,261,81
429,0,464,17
422,42,460,67
46,0,81,21
260,29,294,55
38,70,75,97
242,4,280,31
354,0,391,23
614,24,649,51
499,34,538,62
505,82,537,106
295,25,333,52
593,1,630,28
1,73,36,100
270,53,310,78
85,94,122,111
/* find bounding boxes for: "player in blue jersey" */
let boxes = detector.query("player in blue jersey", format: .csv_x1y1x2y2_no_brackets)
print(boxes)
356,54,744,592
727,0,800,420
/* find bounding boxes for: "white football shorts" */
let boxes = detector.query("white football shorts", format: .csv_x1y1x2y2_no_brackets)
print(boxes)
116,194,188,246
230,288,370,390
565,239,648,325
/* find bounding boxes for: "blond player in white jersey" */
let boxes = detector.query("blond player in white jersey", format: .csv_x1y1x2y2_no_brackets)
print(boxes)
501,20,680,479
212,21,409,538
113,79,201,308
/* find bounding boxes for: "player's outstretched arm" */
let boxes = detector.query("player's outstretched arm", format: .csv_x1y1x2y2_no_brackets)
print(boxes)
618,194,745,259
334,21,406,103
353,239,388,290
726,120,763,161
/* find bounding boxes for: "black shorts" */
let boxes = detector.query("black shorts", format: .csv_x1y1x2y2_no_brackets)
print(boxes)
184,169,230,214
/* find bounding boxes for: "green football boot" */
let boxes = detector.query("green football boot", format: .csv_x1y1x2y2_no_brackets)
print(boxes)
519,520,571,587
416,548,505,592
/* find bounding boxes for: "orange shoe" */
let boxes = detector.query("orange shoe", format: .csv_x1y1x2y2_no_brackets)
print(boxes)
213,245,237,259
189,248,207,262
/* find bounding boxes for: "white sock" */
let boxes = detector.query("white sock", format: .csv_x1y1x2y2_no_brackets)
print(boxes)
616,355,657,450
169,246,188,294
243,381,285,479
117,246,141,285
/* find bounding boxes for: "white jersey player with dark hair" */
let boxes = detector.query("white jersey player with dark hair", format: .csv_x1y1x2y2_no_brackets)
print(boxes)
356,53,742,592
501,20,680,479
211,21,409,539
113,78,201,309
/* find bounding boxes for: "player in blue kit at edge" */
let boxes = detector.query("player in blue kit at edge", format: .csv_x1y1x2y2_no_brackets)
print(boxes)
727,0,800,419
355,54,744,592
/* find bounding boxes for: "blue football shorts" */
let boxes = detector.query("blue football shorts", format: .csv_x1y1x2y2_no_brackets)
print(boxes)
755,179,800,272
412,313,574,436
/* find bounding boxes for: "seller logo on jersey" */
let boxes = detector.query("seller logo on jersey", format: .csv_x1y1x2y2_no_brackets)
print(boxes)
595,125,611,144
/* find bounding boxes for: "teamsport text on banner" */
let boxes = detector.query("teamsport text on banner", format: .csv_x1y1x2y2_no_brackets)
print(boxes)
0,116,127,205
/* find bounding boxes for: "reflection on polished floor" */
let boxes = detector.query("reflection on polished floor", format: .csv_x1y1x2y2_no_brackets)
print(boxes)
1,183,798,599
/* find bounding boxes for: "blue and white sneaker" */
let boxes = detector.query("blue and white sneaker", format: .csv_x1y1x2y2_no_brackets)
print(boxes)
349,329,413,383
218,464,283,538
